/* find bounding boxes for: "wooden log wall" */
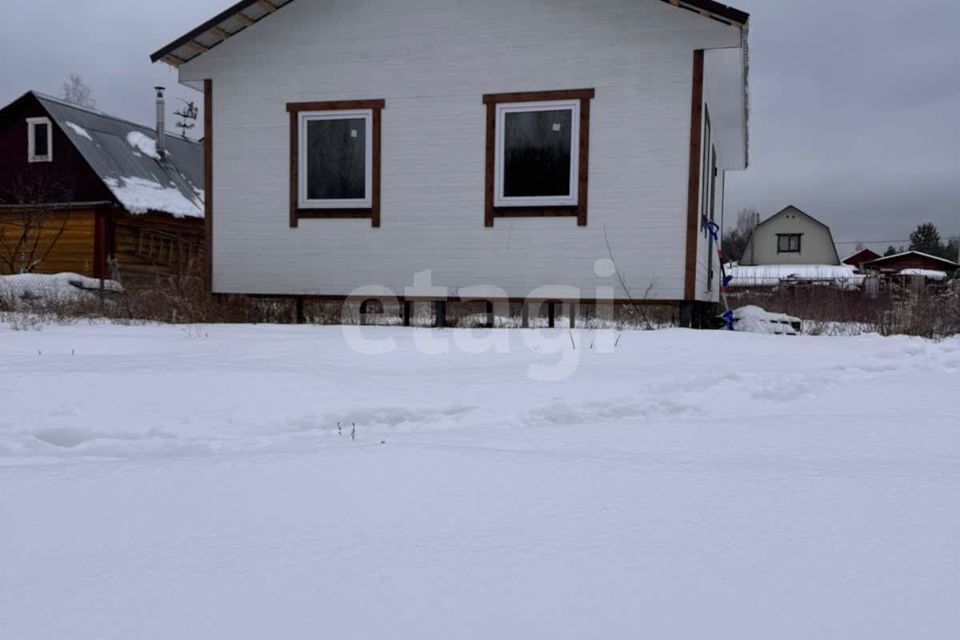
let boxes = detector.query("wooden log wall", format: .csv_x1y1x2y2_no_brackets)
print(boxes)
0,210,96,276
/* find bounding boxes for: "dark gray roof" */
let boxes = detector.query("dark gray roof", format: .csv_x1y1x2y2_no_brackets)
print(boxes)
34,92,203,218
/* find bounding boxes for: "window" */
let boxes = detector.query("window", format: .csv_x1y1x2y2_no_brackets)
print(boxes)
778,234,802,253
497,102,578,205
287,100,384,228
484,89,595,227
27,117,53,163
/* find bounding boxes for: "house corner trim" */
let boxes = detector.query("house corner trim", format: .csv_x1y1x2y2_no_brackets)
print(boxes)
204,79,214,291
684,50,705,301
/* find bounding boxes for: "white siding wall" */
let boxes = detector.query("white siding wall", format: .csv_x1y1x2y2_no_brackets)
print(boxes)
182,0,742,299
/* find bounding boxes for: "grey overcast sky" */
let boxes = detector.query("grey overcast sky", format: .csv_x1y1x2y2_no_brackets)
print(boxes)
1,0,957,251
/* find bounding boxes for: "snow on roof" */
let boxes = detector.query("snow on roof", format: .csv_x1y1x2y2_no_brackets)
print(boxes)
103,177,205,219
32,92,204,219
126,132,161,160
729,264,865,289
898,269,949,281
64,121,93,141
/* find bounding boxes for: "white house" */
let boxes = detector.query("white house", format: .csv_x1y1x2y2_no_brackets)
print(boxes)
740,205,841,267
152,0,750,324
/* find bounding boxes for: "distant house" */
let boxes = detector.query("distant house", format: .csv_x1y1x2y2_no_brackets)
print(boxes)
842,248,881,271
150,0,752,323
0,91,204,283
862,251,958,281
740,205,841,267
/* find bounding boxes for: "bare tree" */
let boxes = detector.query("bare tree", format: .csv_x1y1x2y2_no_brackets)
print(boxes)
61,74,95,108
0,174,74,274
721,207,759,262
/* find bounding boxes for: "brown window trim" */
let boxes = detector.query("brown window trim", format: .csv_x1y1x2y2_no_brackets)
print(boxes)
483,88,595,228
287,99,384,229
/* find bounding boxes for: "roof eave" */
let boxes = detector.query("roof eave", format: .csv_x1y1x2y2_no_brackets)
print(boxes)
660,0,749,26
150,0,291,67
154,0,749,68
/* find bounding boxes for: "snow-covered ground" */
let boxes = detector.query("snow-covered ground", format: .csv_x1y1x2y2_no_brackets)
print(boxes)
1,323,958,639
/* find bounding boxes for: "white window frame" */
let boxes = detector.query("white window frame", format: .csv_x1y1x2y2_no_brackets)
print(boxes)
27,117,53,163
298,109,373,210
494,99,580,208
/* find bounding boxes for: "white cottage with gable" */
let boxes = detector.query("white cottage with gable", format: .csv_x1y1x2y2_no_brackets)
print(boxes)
740,206,842,267
152,0,749,325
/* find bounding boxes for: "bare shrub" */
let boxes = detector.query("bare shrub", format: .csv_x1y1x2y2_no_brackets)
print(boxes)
878,281,960,338
0,174,75,275
729,279,960,338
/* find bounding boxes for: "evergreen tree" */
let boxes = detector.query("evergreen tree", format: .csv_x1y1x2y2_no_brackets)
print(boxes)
909,223,951,258
948,237,960,262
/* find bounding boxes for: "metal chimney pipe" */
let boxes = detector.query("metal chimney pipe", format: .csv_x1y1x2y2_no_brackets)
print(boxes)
154,86,166,158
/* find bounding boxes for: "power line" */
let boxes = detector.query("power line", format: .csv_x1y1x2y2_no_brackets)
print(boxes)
834,239,912,246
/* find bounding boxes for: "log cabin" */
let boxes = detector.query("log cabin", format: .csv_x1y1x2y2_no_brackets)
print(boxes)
151,0,750,325
0,91,204,285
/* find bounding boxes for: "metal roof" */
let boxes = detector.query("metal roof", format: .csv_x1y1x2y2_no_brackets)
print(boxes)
863,251,960,269
151,0,746,68
33,92,204,219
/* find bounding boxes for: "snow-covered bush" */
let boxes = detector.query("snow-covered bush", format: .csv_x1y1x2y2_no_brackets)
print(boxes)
0,273,118,329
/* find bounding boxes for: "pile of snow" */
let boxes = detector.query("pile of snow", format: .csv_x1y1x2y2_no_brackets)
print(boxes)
0,273,122,302
2,325,959,638
64,121,93,141
729,264,865,289
126,131,160,160
103,176,203,218
730,305,801,335
898,268,948,281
